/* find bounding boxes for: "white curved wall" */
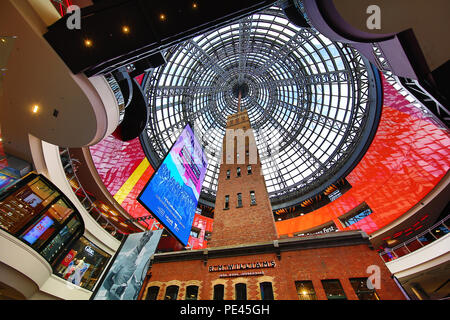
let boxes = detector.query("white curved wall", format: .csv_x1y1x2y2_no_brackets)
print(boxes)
0,229,91,300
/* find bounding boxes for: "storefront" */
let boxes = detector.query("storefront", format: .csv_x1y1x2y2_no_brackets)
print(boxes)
138,231,405,300
54,236,111,291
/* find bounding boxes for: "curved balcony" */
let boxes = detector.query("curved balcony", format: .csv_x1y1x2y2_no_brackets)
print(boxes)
59,148,132,241
379,214,449,263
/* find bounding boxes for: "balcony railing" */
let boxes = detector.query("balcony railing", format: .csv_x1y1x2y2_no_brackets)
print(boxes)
59,148,125,241
379,214,450,263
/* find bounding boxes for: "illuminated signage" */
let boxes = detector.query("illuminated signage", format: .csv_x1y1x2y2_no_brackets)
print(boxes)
84,246,95,256
22,215,54,245
138,124,208,246
209,260,276,272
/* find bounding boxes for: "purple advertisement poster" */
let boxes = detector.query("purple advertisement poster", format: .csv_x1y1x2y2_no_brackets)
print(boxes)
138,124,208,245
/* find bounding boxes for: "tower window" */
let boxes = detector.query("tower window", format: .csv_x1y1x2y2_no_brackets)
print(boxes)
237,167,241,177
250,191,256,205
213,284,224,300
235,283,247,300
164,285,179,300
237,193,242,207
145,286,160,300
350,278,380,300
321,279,347,300
224,195,229,209
185,285,199,300
226,170,230,179
247,165,252,174
295,281,317,300
260,282,274,300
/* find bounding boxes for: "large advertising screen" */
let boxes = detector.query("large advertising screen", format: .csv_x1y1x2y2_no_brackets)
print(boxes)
92,229,163,300
137,124,208,246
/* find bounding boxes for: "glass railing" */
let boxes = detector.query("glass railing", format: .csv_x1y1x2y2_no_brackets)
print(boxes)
379,214,450,263
59,148,125,241
104,73,126,123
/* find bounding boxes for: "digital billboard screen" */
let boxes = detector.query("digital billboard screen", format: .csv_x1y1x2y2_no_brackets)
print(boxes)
92,229,163,300
137,124,208,246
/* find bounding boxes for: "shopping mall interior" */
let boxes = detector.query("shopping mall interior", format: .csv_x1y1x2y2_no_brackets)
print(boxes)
0,0,449,301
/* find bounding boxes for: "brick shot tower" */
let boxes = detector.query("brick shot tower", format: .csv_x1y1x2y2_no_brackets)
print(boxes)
208,90,278,247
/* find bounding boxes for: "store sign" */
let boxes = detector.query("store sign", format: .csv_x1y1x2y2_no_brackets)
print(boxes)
84,246,95,256
138,124,208,246
209,260,276,272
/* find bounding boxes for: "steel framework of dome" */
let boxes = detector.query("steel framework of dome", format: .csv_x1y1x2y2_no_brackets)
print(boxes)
141,6,381,208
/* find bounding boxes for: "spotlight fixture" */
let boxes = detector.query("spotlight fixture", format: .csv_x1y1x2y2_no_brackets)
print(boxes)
84,39,93,47
122,26,130,34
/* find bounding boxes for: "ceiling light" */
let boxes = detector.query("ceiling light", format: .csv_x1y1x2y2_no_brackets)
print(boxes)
122,26,130,34
192,2,198,8
32,104,40,114
159,13,166,21
84,39,93,47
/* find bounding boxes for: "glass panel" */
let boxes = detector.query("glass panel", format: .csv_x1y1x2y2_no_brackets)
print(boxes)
393,245,409,258
405,239,423,252
295,281,317,300
350,278,379,300
237,193,242,207
146,286,159,300
40,215,81,264
213,284,224,300
165,285,179,300
260,282,274,300
0,177,58,234
55,236,111,291
235,283,247,300
431,225,449,239
185,285,199,300
20,214,58,250
46,198,74,223
321,279,347,300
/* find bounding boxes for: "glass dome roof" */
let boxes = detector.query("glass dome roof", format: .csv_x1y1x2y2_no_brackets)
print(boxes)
141,6,380,208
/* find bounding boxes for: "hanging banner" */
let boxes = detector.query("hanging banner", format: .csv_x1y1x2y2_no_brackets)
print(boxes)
92,229,163,300
138,124,208,246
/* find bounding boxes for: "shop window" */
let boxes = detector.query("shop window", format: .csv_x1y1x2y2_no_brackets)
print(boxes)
260,282,274,300
350,278,380,300
164,285,179,300
237,167,241,177
54,236,111,291
295,281,317,300
321,279,347,300
237,193,242,208
185,285,199,300
213,284,224,300
247,165,252,174
226,170,230,179
145,286,160,300
224,195,229,209
250,191,256,205
235,283,247,300
40,215,82,264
